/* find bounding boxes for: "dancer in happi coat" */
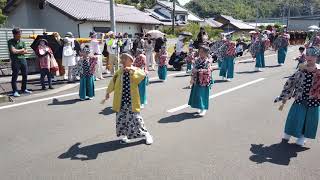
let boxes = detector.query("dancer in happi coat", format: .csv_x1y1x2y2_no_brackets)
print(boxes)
219,34,236,81
188,45,214,117
157,45,168,81
90,31,104,81
185,45,195,74
105,53,153,145
274,46,320,146
274,31,290,66
249,33,270,71
211,35,226,69
75,45,97,101
134,49,148,108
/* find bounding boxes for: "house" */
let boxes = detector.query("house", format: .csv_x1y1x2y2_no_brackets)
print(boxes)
4,0,162,38
213,15,255,33
145,0,203,26
201,18,223,29
254,15,320,31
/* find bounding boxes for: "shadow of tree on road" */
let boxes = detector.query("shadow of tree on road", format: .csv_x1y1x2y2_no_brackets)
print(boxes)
99,106,115,116
58,140,145,161
158,112,200,123
249,140,310,166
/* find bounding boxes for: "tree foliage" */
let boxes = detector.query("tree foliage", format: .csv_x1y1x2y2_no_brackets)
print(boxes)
185,0,320,20
0,0,7,25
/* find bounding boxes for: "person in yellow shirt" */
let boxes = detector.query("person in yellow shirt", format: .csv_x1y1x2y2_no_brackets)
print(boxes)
105,53,153,145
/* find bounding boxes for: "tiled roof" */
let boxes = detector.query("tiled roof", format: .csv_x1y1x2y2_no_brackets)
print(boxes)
46,0,161,24
188,12,203,22
217,15,255,30
5,0,161,24
157,0,188,13
204,18,223,28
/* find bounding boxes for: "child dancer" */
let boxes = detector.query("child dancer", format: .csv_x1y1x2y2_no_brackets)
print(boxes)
76,45,97,101
105,53,153,145
158,45,168,81
294,46,306,69
186,45,195,74
275,47,320,146
188,45,213,117
219,34,236,81
134,49,148,108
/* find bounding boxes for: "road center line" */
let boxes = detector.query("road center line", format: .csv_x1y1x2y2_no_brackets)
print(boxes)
167,78,266,113
0,49,282,111
0,71,186,110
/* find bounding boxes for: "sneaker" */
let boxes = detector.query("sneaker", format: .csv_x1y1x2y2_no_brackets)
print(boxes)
88,97,94,100
120,136,130,144
222,77,226,81
13,91,20,97
199,110,207,117
42,87,47,90
296,136,306,146
95,78,101,81
100,77,105,80
49,86,54,90
23,89,32,94
80,98,86,101
145,132,154,145
227,78,232,82
141,104,145,109
282,133,291,141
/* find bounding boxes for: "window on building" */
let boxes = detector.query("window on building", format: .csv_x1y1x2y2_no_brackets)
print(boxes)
93,27,111,33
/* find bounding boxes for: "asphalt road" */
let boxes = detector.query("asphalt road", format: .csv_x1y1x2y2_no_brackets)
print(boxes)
0,46,319,180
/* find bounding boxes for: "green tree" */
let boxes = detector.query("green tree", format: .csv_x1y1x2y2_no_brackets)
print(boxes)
0,0,7,25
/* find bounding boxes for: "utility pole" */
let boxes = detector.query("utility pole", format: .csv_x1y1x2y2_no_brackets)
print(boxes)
172,0,176,34
110,0,116,33
286,3,290,32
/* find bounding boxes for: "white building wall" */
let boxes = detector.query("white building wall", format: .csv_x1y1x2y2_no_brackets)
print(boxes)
79,22,156,38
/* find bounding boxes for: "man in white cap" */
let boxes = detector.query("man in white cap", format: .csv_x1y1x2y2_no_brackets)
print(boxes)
106,31,120,74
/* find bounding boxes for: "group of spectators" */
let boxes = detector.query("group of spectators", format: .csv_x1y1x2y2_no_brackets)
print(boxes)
6,27,168,97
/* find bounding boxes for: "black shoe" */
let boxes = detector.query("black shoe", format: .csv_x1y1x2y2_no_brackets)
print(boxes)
49,86,54,90
42,87,47,90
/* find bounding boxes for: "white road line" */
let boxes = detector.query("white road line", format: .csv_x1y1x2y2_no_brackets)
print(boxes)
0,50,281,111
167,78,265,113
0,72,186,110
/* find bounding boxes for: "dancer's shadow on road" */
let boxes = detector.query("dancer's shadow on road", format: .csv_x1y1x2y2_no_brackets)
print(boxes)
48,98,81,105
58,140,145,161
236,71,260,74
159,112,200,123
149,80,163,85
99,106,115,116
249,140,310,166
266,65,281,68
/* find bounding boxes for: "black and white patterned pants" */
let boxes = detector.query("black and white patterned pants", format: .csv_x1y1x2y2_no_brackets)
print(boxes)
116,104,148,139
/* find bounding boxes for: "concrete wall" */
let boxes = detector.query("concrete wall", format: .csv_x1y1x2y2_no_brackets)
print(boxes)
5,0,78,37
38,5,79,37
5,0,31,28
288,19,320,31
